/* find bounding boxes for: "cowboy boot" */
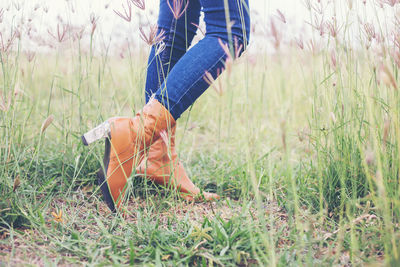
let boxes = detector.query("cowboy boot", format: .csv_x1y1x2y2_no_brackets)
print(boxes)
81,99,175,212
136,125,220,201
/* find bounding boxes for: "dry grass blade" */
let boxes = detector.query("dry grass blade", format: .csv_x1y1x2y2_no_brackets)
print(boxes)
13,175,21,192
191,22,205,37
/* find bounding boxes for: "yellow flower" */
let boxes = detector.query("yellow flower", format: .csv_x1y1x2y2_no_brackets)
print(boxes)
51,210,63,223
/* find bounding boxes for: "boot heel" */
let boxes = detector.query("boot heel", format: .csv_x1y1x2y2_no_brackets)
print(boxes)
81,121,111,146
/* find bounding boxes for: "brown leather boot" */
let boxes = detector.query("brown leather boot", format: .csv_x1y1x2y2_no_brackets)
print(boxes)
82,99,175,212
136,125,220,202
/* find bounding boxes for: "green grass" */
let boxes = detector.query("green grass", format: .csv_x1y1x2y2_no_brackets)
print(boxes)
1,1,400,266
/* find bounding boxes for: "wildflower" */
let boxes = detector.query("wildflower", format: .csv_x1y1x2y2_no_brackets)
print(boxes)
114,0,132,22
167,0,189,20
41,115,54,133
51,210,63,223
139,24,165,46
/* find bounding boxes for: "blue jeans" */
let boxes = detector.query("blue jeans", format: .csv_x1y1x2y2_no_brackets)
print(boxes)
145,0,250,120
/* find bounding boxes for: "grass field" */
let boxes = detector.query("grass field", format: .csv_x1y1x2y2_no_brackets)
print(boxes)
1,0,400,266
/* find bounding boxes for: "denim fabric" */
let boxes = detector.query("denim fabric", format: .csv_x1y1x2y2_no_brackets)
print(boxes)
145,0,250,120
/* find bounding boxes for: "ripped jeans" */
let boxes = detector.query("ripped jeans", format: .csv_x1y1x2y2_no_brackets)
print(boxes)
145,0,250,120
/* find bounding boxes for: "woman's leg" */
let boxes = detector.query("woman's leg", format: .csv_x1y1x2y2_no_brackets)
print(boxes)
145,0,201,103
154,0,251,120
140,0,220,201
138,0,250,201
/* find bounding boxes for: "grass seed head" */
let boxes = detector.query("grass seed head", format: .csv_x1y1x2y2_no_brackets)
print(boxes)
0,91,12,112
139,24,165,46
365,148,375,166
41,115,54,133
276,9,286,24
203,69,224,96
295,37,304,50
131,0,145,10
393,50,400,68
378,0,400,7
379,64,398,89
114,0,132,22
47,23,69,43
270,19,281,49
383,118,390,146
90,13,98,36
330,49,337,69
167,0,189,20
13,82,25,97
326,16,339,38
330,112,337,124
